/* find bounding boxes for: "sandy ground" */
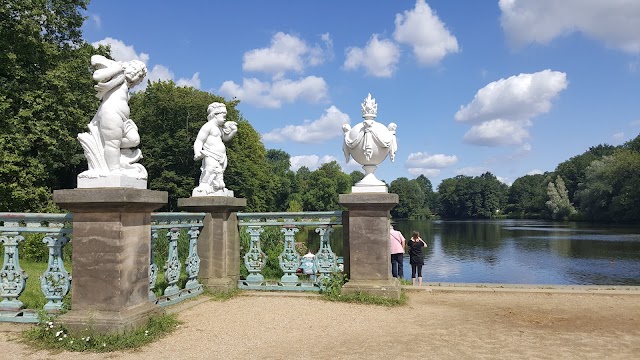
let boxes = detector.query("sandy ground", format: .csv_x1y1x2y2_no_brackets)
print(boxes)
1,288,639,360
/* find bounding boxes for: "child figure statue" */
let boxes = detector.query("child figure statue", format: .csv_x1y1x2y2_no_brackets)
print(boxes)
192,102,238,197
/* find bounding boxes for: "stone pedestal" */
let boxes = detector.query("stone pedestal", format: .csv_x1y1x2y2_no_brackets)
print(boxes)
177,196,246,292
339,193,400,300
53,188,167,334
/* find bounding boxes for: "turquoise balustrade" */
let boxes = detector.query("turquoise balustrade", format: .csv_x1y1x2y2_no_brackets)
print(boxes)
0,213,72,323
150,212,205,306
0,211,206,323
237,211,342,292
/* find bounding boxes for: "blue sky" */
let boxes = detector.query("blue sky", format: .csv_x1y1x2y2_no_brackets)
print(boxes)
81,0,640,188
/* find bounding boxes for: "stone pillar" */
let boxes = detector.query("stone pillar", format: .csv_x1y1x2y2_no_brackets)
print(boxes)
177,196,246,292
52,188,167,335
339,193,400,300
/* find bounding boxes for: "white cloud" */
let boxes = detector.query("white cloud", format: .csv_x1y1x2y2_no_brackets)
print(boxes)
499,0,640,54
496,176,513,186
612,132,626,144
457,166,490,177
406,152,458,168
92,38,149,64
455,70,567,146
290,155,337,171
176,72,201,89
243,32,331,79
90,14,102,29
393,0,459,66
407,168,441,178
262,106,349,144
405,152,457,179
527,169,544,175
344,34,400,77
219,76,328,108
91,38,200,91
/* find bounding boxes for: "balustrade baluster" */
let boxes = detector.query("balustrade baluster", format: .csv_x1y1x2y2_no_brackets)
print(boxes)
185,226,202,290
0,232,27,311
279,226,300,287
40,234,71,312
163,228,181,297
244,226,265,286
149,229,159,301
314,226,337,286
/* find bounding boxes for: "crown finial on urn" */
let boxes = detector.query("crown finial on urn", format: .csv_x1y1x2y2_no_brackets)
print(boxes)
361,93,378,119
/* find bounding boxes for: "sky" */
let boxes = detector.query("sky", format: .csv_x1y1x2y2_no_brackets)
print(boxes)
81,0,640,188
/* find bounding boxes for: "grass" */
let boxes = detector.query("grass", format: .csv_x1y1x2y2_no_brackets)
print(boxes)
323,290,408,307
14,260,72,311
22,313,179,353
205,288,241,301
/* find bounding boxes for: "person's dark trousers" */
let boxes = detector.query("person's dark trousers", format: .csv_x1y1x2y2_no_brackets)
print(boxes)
391,253,404,278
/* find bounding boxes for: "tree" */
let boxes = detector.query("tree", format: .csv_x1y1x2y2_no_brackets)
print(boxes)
389,177,425,219
555,144,616,206
0,0,109,211
130,81,271,211
546,176,577,220
265,149,294,211
506,173,550,218
575,149,640,223
349,170,365,186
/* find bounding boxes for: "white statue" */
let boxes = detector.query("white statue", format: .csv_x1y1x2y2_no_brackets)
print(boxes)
342,93,397,193
77,55,147,188
192,102,238,197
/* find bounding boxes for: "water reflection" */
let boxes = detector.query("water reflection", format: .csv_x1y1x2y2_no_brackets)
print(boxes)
394,219,640,285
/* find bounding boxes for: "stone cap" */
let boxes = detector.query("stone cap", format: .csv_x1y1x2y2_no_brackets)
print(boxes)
339,193,398,210
177,196,247,212
53,188,167,213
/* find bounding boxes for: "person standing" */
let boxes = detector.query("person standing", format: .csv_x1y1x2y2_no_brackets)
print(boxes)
389,224,405,279
408,231,427,286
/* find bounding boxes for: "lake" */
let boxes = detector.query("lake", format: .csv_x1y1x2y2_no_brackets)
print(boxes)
393,219,640,285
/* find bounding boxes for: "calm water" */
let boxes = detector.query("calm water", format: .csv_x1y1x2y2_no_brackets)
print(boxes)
393,219,640,285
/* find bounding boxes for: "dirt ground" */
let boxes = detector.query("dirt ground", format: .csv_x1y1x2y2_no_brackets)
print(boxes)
1,289,639,360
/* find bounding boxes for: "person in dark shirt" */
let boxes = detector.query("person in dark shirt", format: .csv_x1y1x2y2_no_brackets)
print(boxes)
407,231,427,286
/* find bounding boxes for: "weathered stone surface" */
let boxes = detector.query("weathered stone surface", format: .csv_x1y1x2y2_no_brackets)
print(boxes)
178,197,246,292
340,193,400,299
53,188,166,334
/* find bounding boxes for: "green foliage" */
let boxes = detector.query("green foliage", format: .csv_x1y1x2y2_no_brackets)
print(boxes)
349,171,365,186
319,271,347,298
239,226,285,279
14,260,71,310
130,81,271,211
206,288,240,301
554,144,616,206
575,148,640,223
505,173,551,218
546,176,577,220
436,172,507,219
300,161,351,211
0,0,109,211
389,177,426,219
23,313,179,352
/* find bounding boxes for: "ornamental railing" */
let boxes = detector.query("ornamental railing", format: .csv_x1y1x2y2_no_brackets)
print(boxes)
0,213,73,323
237,211,343,292
0,211,205,323
150,212,205,306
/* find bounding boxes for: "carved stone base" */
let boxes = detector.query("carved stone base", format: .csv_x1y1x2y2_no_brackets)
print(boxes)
77,174,147,189
341,279,401,300
57,302,164,335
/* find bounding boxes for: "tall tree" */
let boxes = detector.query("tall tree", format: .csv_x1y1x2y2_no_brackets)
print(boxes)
555,144,616,206
545,176,576,220
0,0,108,211
130,81,270,211
389,177,425,219
506,173,550,218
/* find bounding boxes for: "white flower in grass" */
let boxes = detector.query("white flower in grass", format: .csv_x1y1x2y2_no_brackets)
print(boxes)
55,330,64,337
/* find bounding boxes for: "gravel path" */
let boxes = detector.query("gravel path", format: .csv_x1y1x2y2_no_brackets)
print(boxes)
1,289,639,359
